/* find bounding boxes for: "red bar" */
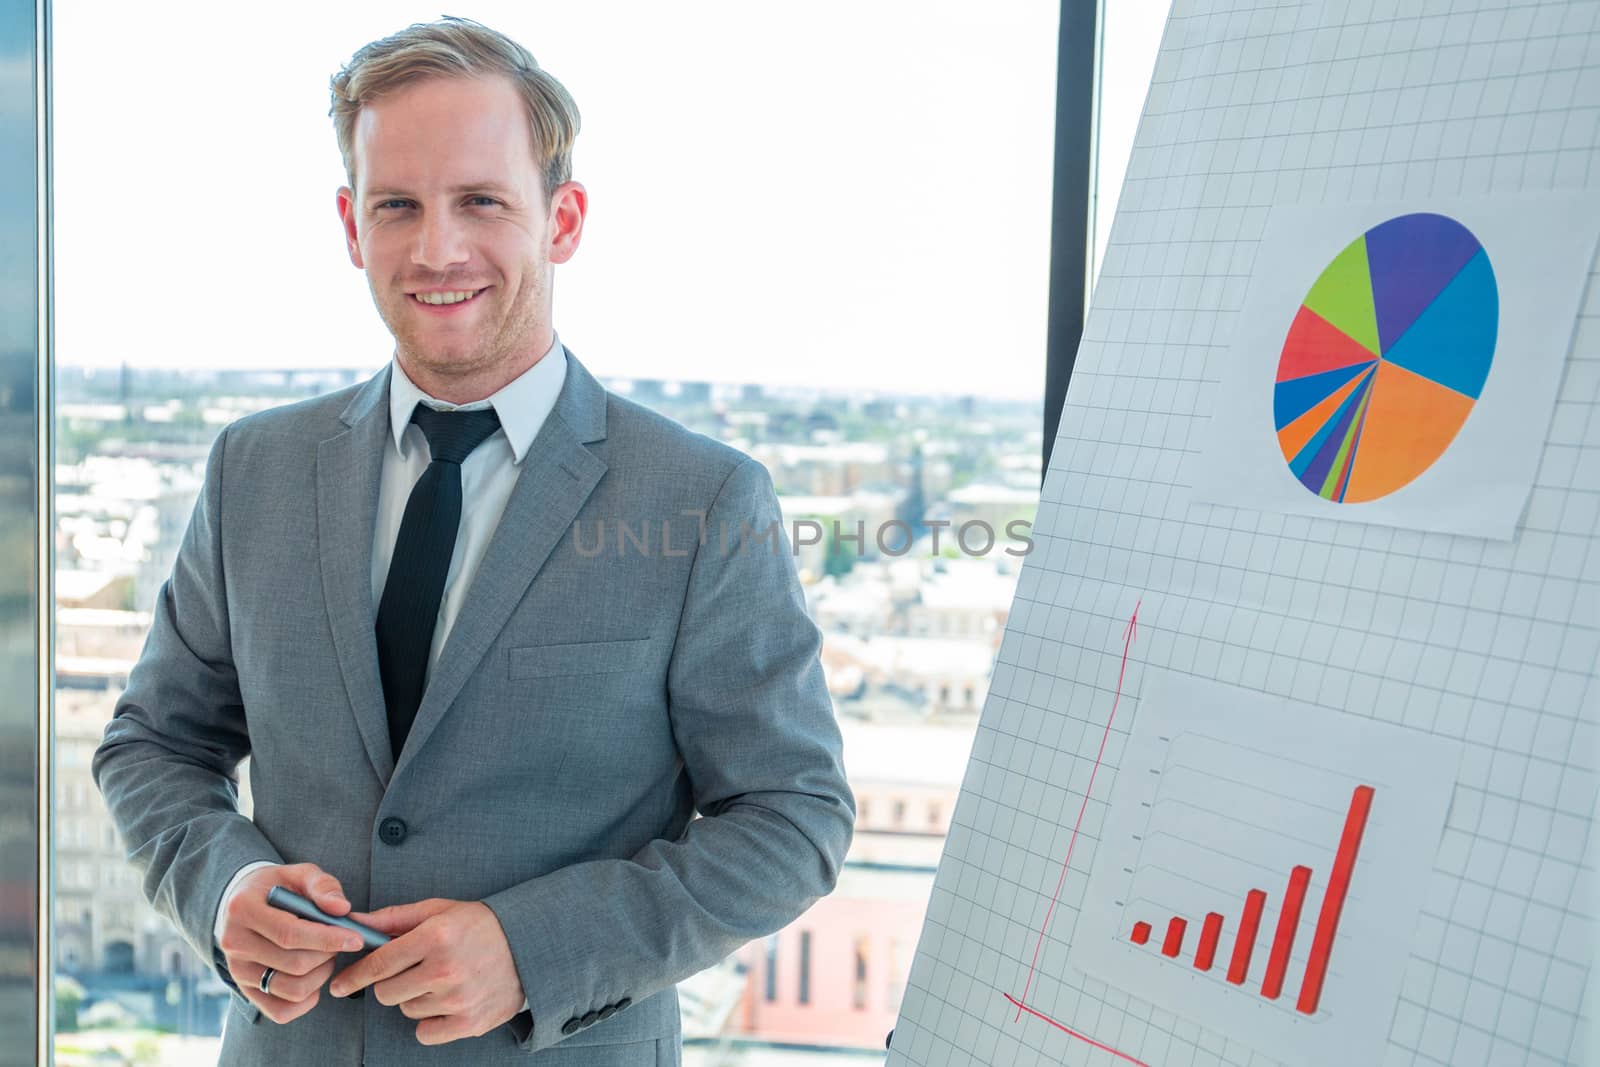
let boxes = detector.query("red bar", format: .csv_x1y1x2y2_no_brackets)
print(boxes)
1130,921,1152,945
1297,785,1375,1015
1194,912,1224,971
1161,917,1187,958
1262,866,1313,999
1227,890,1267,984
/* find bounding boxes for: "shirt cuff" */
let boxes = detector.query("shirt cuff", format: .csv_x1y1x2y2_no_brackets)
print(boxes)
213,860,277,944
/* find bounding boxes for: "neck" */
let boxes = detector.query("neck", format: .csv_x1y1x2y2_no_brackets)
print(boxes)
398,331,554,405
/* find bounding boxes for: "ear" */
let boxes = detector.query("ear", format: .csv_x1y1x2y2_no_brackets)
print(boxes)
336,186,365,269
547,180,587,266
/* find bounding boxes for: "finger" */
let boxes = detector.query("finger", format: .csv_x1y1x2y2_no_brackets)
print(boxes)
347,898,450,935
297,869,352,916
220,868,360,962
343,909,404,934
225,875,363,955
246,957,337,1004
396,991,451,1020
249,899,367,955
299,957,340,999
236,963,324,1026
372,957,448,1009
416,1012,487,1046
249,988,320,1026
329,934,427,998
223,927,345,977
250,862,351,919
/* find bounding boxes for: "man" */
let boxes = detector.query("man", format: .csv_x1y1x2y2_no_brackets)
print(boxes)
92,16,854,1066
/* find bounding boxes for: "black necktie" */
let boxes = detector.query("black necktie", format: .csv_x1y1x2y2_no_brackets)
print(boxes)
376,403,503,763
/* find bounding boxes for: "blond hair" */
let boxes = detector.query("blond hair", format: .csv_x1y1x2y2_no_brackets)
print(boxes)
329,16,580,199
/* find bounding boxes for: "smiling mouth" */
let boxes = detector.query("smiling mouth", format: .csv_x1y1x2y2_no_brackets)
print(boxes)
410,288,487,306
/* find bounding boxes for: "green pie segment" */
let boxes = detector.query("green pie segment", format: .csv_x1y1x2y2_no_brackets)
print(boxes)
1300,237,1381,357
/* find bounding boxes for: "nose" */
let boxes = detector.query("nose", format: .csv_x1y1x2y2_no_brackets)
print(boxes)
410,209,470,272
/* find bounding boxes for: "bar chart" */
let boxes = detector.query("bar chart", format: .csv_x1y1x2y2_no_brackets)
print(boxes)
1067,675,1460,1067
1122,784,1373,1014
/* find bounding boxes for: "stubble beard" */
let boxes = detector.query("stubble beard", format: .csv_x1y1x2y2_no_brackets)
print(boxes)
380,260,550,388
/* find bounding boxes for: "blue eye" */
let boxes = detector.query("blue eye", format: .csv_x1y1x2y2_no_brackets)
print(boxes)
377,199,412,210
468,196,500,207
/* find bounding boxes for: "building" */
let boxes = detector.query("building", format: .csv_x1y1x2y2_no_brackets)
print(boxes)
823,633,997,722
778,494,900,580
945,483,1038,534
724,721,974,1051
55,685,223,984
751,443,895,497
904,559,1017,641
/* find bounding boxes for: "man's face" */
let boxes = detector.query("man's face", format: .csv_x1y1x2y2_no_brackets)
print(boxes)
336,74,582,394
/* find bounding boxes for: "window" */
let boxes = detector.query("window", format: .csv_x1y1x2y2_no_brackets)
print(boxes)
1093,0,1174,282
799,930,813,1006
853,935,870,1010
43,1,1073,1060
888,938,906,1011
104,941,134,975
764,934,778,1003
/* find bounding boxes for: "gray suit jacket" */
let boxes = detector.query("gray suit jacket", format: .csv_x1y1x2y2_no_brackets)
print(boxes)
91,348,855,1066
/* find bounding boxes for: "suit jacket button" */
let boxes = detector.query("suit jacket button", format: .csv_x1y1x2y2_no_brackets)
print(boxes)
580,1009,600,1027
561,1017,581,1036
615,997,631,1011
597,1004,618,1021
378,817,408,845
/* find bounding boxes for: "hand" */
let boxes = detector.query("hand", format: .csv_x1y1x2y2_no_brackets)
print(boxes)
328,898,526,1045
217,863,365,1024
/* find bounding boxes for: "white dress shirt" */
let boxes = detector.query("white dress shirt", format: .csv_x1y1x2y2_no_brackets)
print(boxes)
214,332,566,1020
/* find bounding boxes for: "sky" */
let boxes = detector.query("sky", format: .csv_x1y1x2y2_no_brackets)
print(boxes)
52,1,1168,400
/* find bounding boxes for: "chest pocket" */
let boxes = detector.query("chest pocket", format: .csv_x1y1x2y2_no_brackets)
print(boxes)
508,636,651,679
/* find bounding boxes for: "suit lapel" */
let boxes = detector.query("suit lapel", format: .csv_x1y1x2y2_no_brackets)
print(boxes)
316,367,395,786
391,348,610,782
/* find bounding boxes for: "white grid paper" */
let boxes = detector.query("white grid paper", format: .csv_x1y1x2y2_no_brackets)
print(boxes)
886,1,1599,1065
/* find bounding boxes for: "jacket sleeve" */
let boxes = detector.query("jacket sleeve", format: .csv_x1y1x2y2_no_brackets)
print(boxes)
483,455,856,1053
90,426,285,999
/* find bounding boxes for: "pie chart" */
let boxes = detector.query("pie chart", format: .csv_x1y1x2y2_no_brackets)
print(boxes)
1273,212,1498,503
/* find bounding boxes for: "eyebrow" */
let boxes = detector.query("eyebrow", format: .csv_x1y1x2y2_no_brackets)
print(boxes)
364,183,519,201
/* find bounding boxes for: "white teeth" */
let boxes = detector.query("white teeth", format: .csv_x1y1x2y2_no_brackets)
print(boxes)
414,289,479,305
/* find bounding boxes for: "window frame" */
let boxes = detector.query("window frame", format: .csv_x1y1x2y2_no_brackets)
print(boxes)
19,2,1101,1062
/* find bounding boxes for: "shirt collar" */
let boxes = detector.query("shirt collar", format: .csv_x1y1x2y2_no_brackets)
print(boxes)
387,331,567,465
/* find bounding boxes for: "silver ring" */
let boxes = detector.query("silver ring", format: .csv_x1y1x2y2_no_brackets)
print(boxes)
259,966,276,995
